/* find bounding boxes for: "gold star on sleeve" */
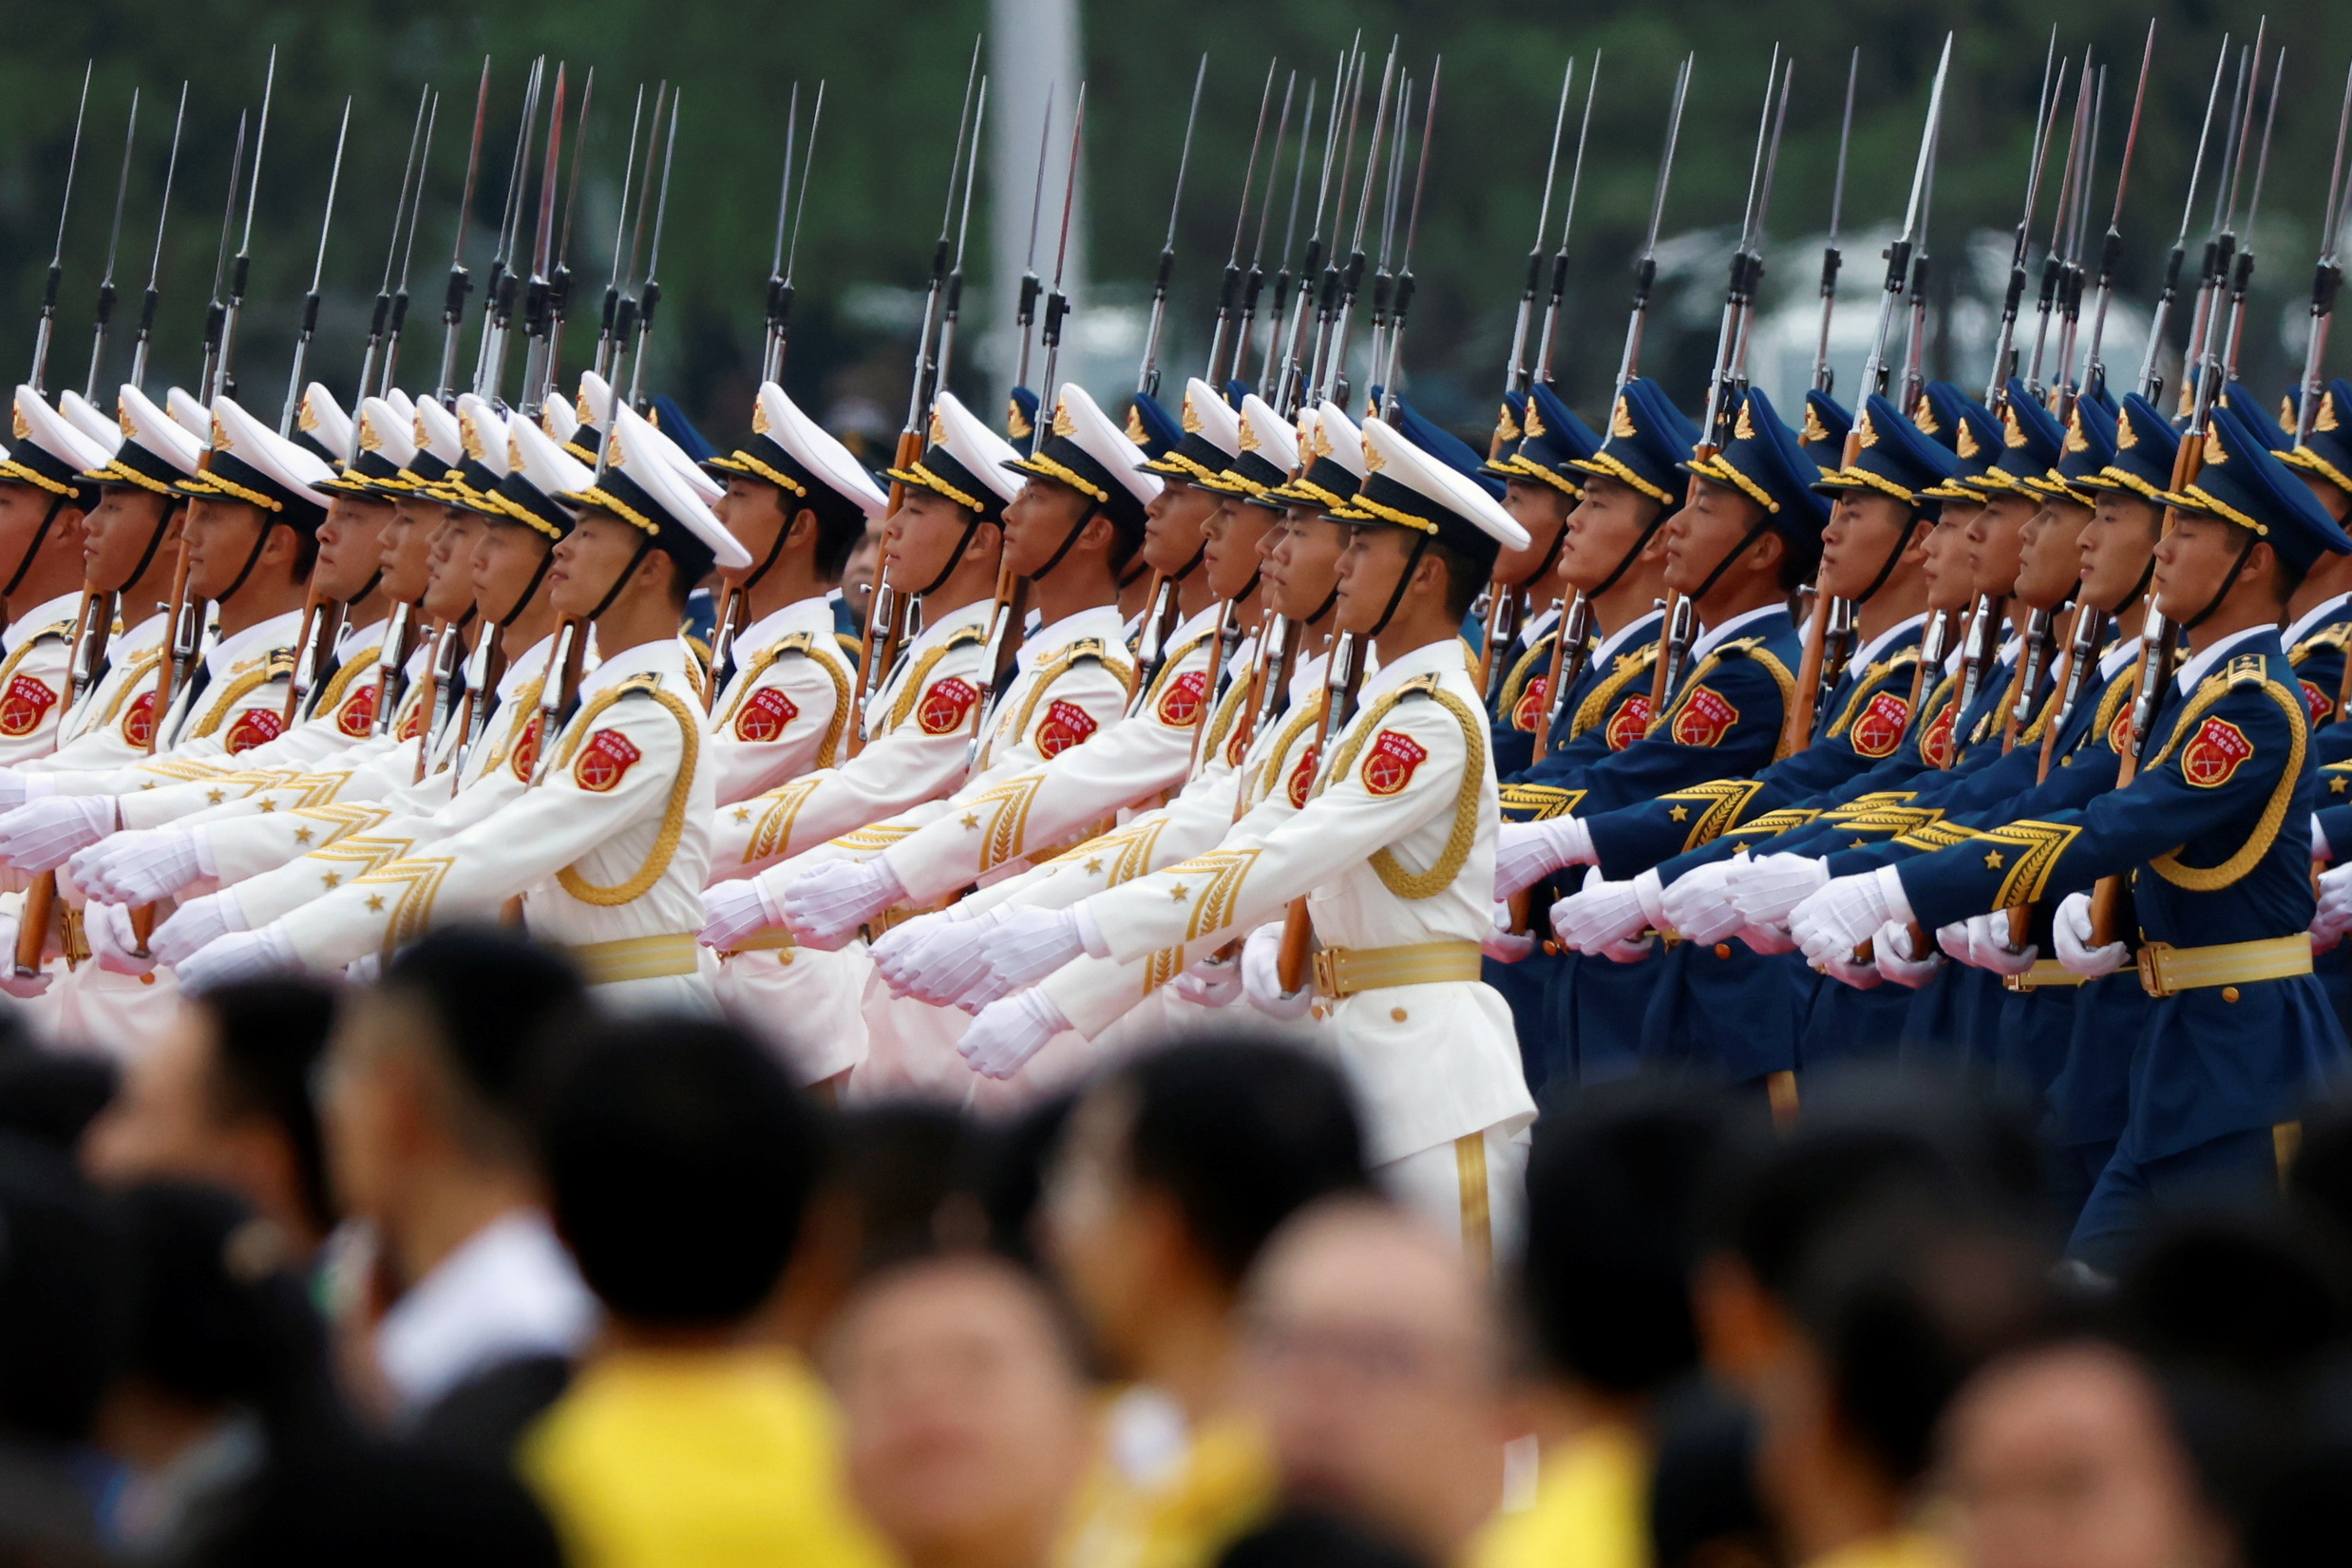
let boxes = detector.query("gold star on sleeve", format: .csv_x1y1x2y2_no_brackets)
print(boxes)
293,827,313,845
1983,850,2004,870
365,894,385,912
321,871,341,889
1669,804,1689,822
1170,884,1190,901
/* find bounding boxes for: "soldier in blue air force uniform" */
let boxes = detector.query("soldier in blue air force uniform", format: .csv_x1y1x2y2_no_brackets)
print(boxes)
1785,397,2352,1262
1480,384,1603,783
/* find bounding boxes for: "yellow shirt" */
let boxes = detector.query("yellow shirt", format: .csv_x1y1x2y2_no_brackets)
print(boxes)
1470,1424,1648,1568
1806,1531,1960,1568
1053,1390,1276,1568
522,1347,896,1568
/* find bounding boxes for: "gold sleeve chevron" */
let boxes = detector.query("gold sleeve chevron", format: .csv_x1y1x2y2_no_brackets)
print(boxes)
1723,806,1823,840
351,854,458,953
1500,783,1586,820
1657,780,1767,853
1891,819,1980,852
746,777,823,863
1141,846,1263,992
1975,820,2085,909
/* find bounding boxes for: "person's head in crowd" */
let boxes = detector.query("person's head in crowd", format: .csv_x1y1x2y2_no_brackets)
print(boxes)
320,929,585,1287
85,977,339,1257
1940,1330,2226,1568
0,1137,125,1451
539,1014,822,1339
1216,1510,1434,1568
1239,1199,1510,1564
95,1181,342,1559
970,1091,1078,1273
203,1440,565,1568
1043,1038,1368,1401
0,1039,114,1157
777,1104,969,1351
1519,1085,1723,1429
825,1253,1091,1568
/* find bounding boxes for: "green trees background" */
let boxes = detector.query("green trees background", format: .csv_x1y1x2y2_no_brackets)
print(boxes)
2,1,2346,451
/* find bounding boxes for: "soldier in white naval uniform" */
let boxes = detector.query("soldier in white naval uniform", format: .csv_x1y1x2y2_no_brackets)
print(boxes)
0,389,118,767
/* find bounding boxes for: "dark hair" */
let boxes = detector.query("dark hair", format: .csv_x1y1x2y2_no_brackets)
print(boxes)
2268,543,2310,607
193,976,340,1238
540,1016,823,1327
1425,535,1492,624
1108,1037,1368,1289
1522,1085,1722,1395
1775,528,1822,594
1101,507,1146,574
0,1137,125,1445
804,491,870,581
0,1038,115,1154
380,928,587,1142
202,1440,563,1568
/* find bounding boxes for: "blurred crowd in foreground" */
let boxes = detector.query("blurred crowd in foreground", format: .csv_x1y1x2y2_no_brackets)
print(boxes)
0,922,2345,1568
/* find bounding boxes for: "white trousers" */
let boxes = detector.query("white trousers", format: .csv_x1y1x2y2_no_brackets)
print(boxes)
1375,1122,1529,1275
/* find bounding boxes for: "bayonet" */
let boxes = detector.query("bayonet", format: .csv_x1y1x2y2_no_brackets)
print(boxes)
30,62,92,395
1231,70,1296,396
1205,61,1279,389
1363,71,1410,406
759,83,801,386
1375,56,1438,420
1012,83,1055,406
85,87,138,405
358,86,432,420
1811,47,1858,395
198,110,246,404
1319,38,1397,410
1034,83,1086,426
215,45,276,403
594,84,646,385
1503,58,1575,417
1896,60,1941,415
2297,60,2352,443
280,95,352,438
935,77,988,394
1532,52,1600,388
1734,57,1794,406
1273,52,1345,413
1988,34,2062,404
2178,38,2256,416
608,81,671,414
1615,54,1691,399
128,83,187,394
2051,62,2101,413
624,87,680,413
545,68,593,390
2138,37,2229,402
1698,47,1784,448
2027,56,2087,401
1299,41,1365,410
2222,46,2285,382
520,65,569,418
438,58,494,404
479,56,545,404
1855,36,1949,410
2078,23,2153,403
382,91,437,397
1259,76,1316,402
1137,54,1209,400
894,41,980,492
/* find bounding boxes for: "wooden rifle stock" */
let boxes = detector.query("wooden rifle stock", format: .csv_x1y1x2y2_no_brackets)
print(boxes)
2006,601,2103,947
703,581,743,709
1783,426,1869,751
12,874,53,979
1276,633,1361,994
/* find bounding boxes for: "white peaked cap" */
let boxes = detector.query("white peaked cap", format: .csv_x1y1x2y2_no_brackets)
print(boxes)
1013,382,1163,514
541,391,582,444
411,398,465,467
574,371,615,430
298,383,352,462
1236,393,1299,473
166,387,211,441
184,394,335,513
492,414,594,539
383,387,417,425
5,386,114,495
1354,417,1531,552
103,384,206,490
453,394,513,482
57,390,123,456
753,382,889,520
353,397,421,470
889,389,1024,508
1316,400,1368,481
574,402,751,572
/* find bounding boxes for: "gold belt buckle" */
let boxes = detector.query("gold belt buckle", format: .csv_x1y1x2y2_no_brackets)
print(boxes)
2135,940,2173,998
1312,947,1339,998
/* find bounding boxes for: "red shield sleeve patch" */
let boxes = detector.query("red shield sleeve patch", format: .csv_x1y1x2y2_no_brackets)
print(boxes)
508,712,545,780
2179,716,2254,788
732,685,801,743
398,701,425,741
1286,744,1319,807
916,676,978,736
0,675,58,737
1359,729,1430,796
2301,679,2334,725
1921,701,1961,769
120,689,156,749
1156,668,1208,727
1668,685,1740,747
223,707,285,754
1848,690,1912,759
1510,675,1550,733
1035,698,1099,757
336,683,380,739
573,727,643,792
2106,704,2135,756
1603,692,1653,751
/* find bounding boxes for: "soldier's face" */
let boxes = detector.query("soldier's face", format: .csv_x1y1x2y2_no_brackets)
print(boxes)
1966,492,2038,597
0,482,66,586
1493,480,1572,589
2015,499,2095,611
1922,503,1982,611
1817,492,1920,602
314,494,397,602
472,519,554,623
81,486,178,593
2153,513,2267,623
419,510,484,620
1264,507,1348,622
1201,498,1277,601
998,479,1094,576
1140,482,1220,577
2077,496,2163,613
375,501,438,605
180,497,275,601
1335,525,1423,635
881,490,990,594
548,509,648,618
1559,475,1662,595
1660,479,1767,596
713,478,791,579
2295,467,2352,523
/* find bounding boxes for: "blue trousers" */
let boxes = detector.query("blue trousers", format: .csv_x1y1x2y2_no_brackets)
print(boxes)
2067,1126,2281,1270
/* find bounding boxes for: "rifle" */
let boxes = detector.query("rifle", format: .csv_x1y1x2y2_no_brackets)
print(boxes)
2176,39,2256,419
542,69,594,400
1227,71,1298,397
2077,26,2154,405
83,88,138,403
1318,41,1397,412
624,88,681,415
476,57,544,405
759,81,804,387
1274,50,1347,415
1904,605,1956,714
1259,77,1318,407
893,44,980,506
1276,628,1366,993
1362,70,1412,411
1810,50,1858,398
936,78,988,399
410,616,472,785
213,47,275,403
29,63,91,394
2137,39,2232,405
592,85,646,385
1009,83,1056,438
601,79,668,412
1137,56,1208,402
1496,57,1575,449
524,616,589,786
2300,63,2352,449
370,599,421,735
1374,59,1439,423
1631,55,1694,717
359,88,432,415
519,65,571,420
1206,63,1280,392
437,59,494,404
2000,601,2058,754
279,96,353,437
1529,54,1598,394
127,83,188,395
2219,47,2285,384
378,95,437,399
2049,61,2101,419
1300,42,1367,410
2004,599,2111,946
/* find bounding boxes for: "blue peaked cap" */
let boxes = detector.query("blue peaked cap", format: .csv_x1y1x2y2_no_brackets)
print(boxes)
1681,386,1831,538
1394,399,1506,499
2164,398,2352,570
1565,376,1698,508
1813,393,1962,505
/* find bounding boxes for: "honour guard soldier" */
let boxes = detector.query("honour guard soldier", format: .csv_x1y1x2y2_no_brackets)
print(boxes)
1480,383,1602,781
2275,380,2352,757
1786,398,2352,1260
159,404,749,1013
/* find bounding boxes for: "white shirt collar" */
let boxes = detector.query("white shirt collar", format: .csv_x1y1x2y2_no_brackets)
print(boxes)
1,591,84,654
205,610,304,675
577,633,687,701
499,631,562,701
1521,603,1562,644
2098,635,2144,680
371,1209,597,1416
737,593,837,652
1354,634,1467,707
1018,604,1129,673
2283,591,2352,649
338,617,390,660
1689,602,1787,665
1590,606,1664,669
2174,623,2274,695
1850,612,1928,671
1168,601,1223,648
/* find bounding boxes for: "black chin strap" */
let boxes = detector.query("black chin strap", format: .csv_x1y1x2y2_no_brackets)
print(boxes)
123,498,180,594
498,542,556,629
215,517,285,607
912,517,994,598
1365,533,1434,639
1687,517,1777,606
2182,529,2262,633
1850,511,1923,606
1033,507,1105,583
588,535,659,623
742,505,795,593
2,494,70,598
1585,505,1669,599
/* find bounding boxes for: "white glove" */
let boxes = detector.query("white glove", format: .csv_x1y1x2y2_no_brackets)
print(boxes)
1723,853,1831,928
1550,866,1650,954
171,924,299,993
1962,911,2039,975
1595,931,1659,964
1480,901,1535,963
1736,922,1798,955
1814,942,1884,989
0,773,27,812
1872,919,1944,989
1170,952,1243,1008
957,988,1071,1080
1936,920,1973,961
1660,860,1745,947
700,878,782,951
2054,891,2129,979
86,901,159,976
146,890,250,968
1241,922,1314,1020
983,905,1095,992
70,827,211,906
0,911,47,998
873,908,1005,1006
2315,865,2352,952
1493,817,1595,900
1791,867,1910,969
0,797,118,873
780,858,907,951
